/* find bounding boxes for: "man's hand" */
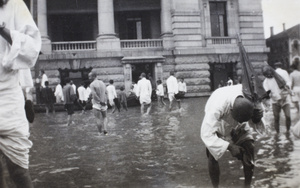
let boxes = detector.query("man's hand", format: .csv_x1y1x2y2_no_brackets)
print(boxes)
228,143,244,160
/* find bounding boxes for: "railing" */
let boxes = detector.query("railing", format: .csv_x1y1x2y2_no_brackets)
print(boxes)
52,41,96,52
121,39,163,49
206,37,237,46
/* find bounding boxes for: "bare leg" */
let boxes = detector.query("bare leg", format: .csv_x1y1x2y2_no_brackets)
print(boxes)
146,103,152,115
45,106,49,115
93,109,102,133
67,114,71,126
141,103,145,114
169,100,174,111
101,110,108,133
206,149,220,188
177,99,181,109
272,103,281,133
282,104,291,132
241,140,255,188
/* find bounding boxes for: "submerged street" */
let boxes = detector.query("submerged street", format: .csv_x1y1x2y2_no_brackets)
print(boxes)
23,98,300,187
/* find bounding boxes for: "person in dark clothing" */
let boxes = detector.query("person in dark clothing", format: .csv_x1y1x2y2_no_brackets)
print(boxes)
117,86,128,111
41,81,55,115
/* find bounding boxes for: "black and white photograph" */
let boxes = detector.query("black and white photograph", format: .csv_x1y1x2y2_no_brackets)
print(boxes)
1,0,300,187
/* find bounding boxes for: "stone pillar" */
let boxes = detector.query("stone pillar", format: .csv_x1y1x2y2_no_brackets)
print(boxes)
161,0,174,49
155,63,163,81
124,64,132,93
97,0,120,51
37,0,51,54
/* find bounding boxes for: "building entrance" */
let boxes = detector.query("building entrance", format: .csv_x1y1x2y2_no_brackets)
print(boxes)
131,63,155,84
209,62,237,90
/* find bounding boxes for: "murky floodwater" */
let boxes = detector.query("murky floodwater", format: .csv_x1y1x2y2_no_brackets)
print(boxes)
6,97,300,187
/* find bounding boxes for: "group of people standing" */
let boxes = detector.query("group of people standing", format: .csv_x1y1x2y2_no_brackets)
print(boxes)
132,71,187,115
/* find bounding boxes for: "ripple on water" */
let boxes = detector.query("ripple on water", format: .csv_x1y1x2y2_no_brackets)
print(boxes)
49,167,80,174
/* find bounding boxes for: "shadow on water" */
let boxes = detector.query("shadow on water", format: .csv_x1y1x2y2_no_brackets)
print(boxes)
27,98,300,188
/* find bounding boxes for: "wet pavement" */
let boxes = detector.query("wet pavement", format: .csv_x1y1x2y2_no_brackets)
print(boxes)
17,98,300,187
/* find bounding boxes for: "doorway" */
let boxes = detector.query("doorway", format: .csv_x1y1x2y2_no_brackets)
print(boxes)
131,63,155,84
209,62,237,90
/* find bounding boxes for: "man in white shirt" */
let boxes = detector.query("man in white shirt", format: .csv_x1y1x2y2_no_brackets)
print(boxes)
263,62,291,133
77,82,87,113
136,72,152,114
166,71,180,110
177,78,187,99
106,80,118,113
54,80,64,103
201,84,263,188
40,69,48,88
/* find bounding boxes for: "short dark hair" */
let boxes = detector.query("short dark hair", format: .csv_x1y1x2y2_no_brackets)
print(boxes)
109,80,114,84
157,80,162,84
141,72,146,78
45,81,49,86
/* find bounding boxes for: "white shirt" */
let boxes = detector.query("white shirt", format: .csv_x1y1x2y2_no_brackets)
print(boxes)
77,86,86,101
263,68,291,103
84,87,91,101
54,84,64,101
72,84,76,94
290,70,300,88
201,84,251,160
276,68,291,88
156,84,164,96
41,74,48,88
166,75,178,94
263,78,282,103
178,81,187,92
106,84,117,100
137,77,152,104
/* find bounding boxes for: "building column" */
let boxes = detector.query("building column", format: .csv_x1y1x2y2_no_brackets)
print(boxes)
124,64,132,93
97,0,120,51
37,0,51,54
161,0,174,49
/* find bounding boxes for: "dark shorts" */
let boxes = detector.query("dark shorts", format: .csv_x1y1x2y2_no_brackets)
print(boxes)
175,91,185,99
79,100,87,107
64,103,74,115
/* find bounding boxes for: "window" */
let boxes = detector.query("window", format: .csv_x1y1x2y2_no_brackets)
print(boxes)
209,2,228,37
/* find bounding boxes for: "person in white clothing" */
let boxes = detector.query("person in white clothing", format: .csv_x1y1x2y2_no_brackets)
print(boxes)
40,69,48,88
106,80,118,113
263,62,291,133
201,84,263,188
77,82,87,113
166,71,180,110
70,80,76,94
290,60,300,112
0,0,41,187
136,72,152,114
156,79,166,107
54,80,64,103
176,78,187,99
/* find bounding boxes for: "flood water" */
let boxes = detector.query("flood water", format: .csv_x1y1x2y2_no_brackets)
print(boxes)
13,97,300,187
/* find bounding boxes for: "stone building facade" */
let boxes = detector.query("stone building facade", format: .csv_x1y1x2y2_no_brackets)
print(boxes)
26,0,268,102
266,24,300,71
